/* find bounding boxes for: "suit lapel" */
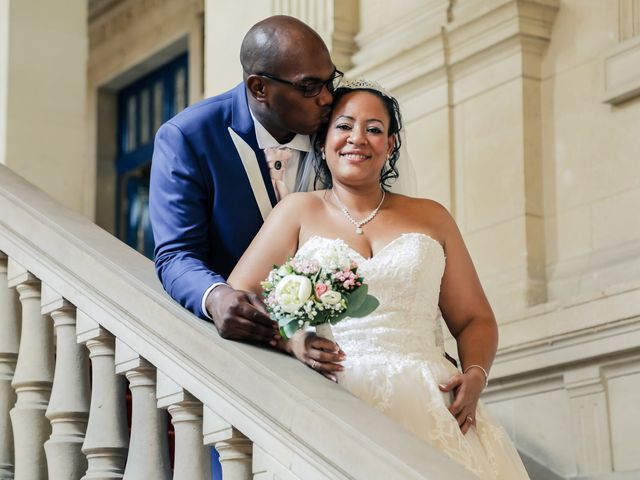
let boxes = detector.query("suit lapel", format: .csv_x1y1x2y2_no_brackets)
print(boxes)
228,128,272,221
229,84,277,219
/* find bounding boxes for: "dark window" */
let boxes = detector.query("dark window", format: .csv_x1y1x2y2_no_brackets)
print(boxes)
116,53,188,258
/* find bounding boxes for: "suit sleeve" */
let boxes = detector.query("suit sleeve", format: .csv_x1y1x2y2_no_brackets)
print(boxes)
149,121,225,319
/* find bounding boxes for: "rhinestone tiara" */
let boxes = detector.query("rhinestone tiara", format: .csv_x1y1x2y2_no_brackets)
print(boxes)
336,79,394,100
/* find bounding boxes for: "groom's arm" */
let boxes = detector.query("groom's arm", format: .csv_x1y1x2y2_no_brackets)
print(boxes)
150,122,279,344
150,121,222,319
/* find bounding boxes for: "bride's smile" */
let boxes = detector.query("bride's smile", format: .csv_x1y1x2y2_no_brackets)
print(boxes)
324,90,395,185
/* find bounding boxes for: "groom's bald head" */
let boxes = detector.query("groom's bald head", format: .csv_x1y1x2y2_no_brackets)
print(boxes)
240,15,329,77
240,15,335,143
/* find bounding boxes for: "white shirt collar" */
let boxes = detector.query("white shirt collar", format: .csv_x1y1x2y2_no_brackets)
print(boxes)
250,108,312,152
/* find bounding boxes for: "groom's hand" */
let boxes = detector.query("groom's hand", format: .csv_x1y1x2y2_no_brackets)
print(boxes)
206,285,280,346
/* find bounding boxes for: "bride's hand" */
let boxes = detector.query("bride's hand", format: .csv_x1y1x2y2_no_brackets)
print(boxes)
286,331,345,382
439,369,486,434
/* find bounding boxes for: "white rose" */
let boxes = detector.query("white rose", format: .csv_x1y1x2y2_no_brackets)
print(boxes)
320,290,342,305
275,275,313,314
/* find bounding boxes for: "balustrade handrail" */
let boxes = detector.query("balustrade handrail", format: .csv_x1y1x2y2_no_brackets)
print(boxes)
0,164,475,479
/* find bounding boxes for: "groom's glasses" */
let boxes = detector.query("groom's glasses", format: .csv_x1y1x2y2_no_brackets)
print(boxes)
257,69,344,98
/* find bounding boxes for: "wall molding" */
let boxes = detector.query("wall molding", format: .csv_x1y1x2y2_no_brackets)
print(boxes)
602,34,640,105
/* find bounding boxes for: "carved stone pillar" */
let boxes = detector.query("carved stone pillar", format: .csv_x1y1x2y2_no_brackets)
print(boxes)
564,366,613,475
0,253,20,478
157,371,211,480
42,285,90,480
77,312,128,479
204,407,252,480
443,0,559,317
271,0,359,71
115,340,171,480
7,259,53,479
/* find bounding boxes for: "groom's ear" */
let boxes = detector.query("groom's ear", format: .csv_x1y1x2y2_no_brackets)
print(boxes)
246,75,269,104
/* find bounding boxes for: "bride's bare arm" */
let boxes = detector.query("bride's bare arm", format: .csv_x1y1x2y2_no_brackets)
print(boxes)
430,202,498,434
227,193,304,294
228,193,344,379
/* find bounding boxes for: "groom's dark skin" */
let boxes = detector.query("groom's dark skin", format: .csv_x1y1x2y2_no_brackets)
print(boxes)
205,16,335,344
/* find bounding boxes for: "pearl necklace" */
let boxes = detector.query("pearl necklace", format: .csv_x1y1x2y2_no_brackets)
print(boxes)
332,188,386,235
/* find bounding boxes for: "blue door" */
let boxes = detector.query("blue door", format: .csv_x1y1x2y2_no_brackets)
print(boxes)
116,54,189,258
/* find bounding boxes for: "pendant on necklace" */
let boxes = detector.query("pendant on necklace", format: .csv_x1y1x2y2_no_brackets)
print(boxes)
356,227,363,235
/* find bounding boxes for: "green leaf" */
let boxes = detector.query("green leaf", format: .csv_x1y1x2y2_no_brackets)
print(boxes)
345,295,379,318
279,320,300,340
344,284,368,311
329,310,349,324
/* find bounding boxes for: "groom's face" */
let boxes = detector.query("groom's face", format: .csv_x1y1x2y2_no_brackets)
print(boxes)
265,57,335,136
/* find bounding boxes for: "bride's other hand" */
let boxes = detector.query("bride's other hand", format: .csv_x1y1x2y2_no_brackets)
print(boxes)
286,331,345,382
439,369,486,434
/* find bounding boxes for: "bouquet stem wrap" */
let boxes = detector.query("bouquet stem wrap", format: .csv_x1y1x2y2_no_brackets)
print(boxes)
315,322,335,342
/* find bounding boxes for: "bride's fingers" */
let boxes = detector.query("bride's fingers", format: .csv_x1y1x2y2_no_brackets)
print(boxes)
439,374,463,392
448,386,466,416
307,336,341,353
307,354,344,373
305,357,340,382
457,409,476,434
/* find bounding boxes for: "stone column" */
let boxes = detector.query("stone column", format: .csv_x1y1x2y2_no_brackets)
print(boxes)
115,339,171,480
7,259,53,479
204,407,252,480
77,311,128,479
156,371,211,480
564,366,613,475
42,285,90,480
443,0,559,317
0,253,20,478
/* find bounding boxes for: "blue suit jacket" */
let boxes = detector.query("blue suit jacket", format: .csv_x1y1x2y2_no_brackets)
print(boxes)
149,83,280,318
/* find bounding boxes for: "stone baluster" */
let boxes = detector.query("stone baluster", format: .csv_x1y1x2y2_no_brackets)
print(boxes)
156,371,211,480
204,407,253,480
7,259,53,479
77,311,128,479
115,339,171,480
0,253,20,478
42,284,90,479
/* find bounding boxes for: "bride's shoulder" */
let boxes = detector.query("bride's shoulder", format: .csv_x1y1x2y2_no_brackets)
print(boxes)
391,194,452,218
272,190,326,213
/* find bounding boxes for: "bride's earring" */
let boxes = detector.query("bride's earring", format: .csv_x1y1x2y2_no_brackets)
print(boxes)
321,149,326,160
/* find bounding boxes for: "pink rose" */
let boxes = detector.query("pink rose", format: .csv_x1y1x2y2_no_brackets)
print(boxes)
315,283,329,298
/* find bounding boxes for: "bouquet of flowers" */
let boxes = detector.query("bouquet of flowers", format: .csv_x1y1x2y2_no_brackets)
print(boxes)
260,240,379,340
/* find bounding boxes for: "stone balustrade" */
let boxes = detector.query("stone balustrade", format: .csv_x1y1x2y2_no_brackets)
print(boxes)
0,166,474,480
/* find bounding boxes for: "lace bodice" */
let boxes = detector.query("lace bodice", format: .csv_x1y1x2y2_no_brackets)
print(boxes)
295,234,530,480
296,233,447,360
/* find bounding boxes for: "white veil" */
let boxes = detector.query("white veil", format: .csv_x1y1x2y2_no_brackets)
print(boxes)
388,131,418,197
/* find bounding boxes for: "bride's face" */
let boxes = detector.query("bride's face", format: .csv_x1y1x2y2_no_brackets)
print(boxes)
324,90,394,186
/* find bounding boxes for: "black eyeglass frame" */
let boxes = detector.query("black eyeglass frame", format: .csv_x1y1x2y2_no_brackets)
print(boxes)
255,69,344,98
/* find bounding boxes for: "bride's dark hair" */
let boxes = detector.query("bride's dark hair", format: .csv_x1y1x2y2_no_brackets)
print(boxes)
313,83,403,190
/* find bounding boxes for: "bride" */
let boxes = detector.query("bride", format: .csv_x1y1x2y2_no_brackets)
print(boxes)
228,80,530,479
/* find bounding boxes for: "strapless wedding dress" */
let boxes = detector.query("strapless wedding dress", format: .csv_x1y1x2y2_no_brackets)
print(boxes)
297,234,530,480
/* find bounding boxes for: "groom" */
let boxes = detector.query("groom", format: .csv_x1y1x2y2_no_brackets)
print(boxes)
149,16,340,344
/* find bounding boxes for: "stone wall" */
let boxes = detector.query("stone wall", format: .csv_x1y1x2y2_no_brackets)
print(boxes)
0,0,87,214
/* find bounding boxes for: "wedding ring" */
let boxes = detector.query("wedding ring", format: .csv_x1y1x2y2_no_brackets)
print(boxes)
311,360,318,369
466,416,474,424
